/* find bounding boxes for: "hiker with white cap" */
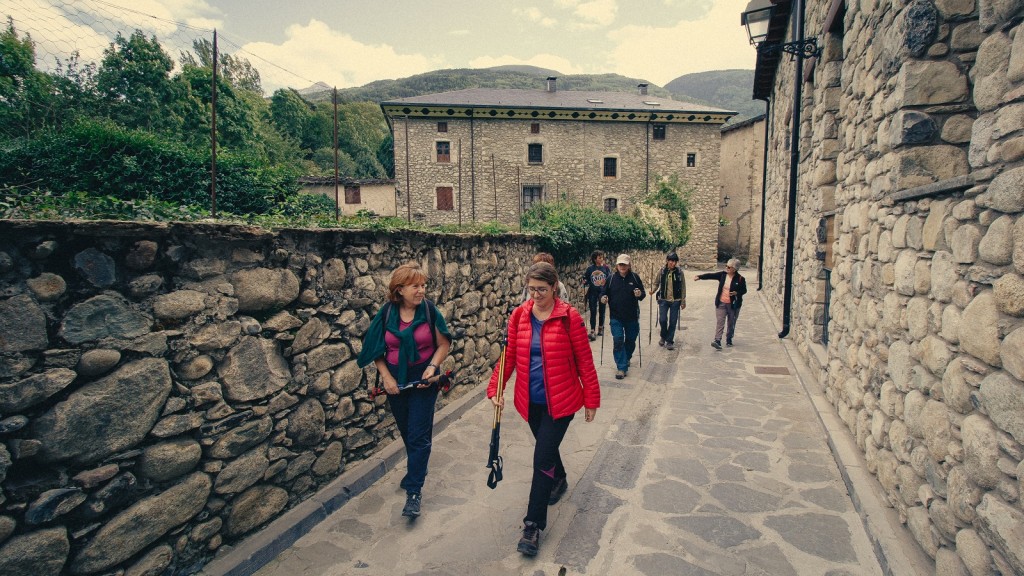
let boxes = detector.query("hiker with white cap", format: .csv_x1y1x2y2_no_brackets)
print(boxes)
600,254,646,379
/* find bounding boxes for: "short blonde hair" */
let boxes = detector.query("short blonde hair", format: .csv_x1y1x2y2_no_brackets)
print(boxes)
387,263,428,304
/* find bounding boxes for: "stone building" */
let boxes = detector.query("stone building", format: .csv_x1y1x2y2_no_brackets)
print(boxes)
380,78,737,268
752,0,1024,571
298,177,397,217
719,114,766,265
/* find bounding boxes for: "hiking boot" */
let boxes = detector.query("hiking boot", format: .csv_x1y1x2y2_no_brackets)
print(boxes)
615,370,625,379
711,340,722,350
726,339,733,347
549,477,568,505
402,492,421,518
588,331,597,341
658,339,665,347
518,521,540,556
666,342,675,350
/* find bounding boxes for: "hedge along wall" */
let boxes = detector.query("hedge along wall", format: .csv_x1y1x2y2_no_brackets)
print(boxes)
0,220,541,575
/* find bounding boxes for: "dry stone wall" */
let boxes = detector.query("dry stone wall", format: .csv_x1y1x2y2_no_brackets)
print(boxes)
0,220,540,575
760,0,1024,572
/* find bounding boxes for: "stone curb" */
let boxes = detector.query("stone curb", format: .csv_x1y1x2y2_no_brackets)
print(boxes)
199,382,488,576
757,292,933,576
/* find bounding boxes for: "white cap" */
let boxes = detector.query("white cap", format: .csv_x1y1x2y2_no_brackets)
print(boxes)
616,254,631,265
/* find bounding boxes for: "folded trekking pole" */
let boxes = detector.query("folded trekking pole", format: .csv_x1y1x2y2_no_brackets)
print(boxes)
486,332,508,489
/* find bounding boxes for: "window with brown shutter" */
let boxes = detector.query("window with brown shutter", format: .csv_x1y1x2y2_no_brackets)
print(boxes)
531,123,540,134
652,124,666,140
436,141,450,163
437,121,448,133
344,185,361,204
436,187,454,211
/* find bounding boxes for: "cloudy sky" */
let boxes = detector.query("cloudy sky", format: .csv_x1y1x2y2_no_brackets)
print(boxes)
8,0,758,93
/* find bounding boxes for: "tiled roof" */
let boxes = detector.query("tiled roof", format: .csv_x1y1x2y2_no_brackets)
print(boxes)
383,88,734,115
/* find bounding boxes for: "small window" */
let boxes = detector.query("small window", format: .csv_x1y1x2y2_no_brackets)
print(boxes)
652,124,666,140
603,157,618,178
344,185,361,204
436,141,450,163
531,123,540,134
686,153,696,167
436,186,454,211
604,198,618,213
437,121,448,133
522,186,543,211
528,143,543,164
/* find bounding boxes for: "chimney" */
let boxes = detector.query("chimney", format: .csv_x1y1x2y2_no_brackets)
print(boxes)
546,77,557,92
638,83,648,96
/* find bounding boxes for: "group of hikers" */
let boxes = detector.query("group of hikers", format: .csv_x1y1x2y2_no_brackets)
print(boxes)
355,250,747,557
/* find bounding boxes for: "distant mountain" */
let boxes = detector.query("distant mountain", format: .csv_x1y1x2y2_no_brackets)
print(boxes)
665,69,765,122
303,67,673,104
298,67,764,126
296,81,333,97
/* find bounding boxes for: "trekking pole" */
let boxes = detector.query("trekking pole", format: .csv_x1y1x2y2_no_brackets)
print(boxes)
486,324,508,488
648,264,655,345
599,303,606,366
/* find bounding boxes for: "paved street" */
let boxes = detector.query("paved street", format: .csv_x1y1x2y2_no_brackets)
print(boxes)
248,269,890,576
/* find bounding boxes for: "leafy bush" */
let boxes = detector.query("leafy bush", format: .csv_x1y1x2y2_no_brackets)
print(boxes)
0,119,302,215
521,203,670,264
641,174,692,247
1,188,208,221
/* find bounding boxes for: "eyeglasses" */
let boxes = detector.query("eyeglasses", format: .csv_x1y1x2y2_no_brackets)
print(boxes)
526,286,551,294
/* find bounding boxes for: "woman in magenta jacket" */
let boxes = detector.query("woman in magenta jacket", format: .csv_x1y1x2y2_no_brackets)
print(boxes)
488,262,601,557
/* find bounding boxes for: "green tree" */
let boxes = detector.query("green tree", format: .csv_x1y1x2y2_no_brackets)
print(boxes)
0,19,56,138
96,30,179,132
181,39,262,94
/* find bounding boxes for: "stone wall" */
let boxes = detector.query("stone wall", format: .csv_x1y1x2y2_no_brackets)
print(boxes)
392,116,722,268
720,116,766,265
759,0,1024,572
0,220,541,575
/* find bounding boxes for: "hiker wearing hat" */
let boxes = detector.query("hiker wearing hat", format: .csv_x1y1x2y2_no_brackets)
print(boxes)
600,254,646,379
654,252,686,350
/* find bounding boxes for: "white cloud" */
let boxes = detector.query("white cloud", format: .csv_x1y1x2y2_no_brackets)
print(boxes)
468,53,585,75
239,19,444,92
606,0,755,85
515,7,558,27
573,0,618,27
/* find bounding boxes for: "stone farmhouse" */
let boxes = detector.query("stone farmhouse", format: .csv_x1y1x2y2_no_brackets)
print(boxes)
752,0,1024,571
380,78,737,268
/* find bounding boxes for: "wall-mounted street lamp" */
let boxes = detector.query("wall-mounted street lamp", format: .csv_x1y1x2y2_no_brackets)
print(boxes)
741,0,821,58
740,0,819,339
721,195,731,208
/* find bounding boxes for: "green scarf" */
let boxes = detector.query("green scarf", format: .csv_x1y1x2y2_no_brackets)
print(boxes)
357,300,451,387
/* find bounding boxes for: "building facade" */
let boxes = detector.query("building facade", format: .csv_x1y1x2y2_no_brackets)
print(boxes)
719,114,766,265
298,177,397,217
381,79,736,268
753,0,1024,571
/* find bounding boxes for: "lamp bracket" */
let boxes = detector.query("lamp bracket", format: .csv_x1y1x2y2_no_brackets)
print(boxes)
758,37,821,59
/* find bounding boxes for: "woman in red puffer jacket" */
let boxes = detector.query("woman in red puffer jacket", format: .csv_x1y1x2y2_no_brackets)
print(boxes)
488,262,600,557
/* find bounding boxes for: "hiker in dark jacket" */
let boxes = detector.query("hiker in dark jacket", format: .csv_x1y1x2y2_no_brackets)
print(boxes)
600,254,645,379
582,250,611,341
654,252,686,350
358,262,452,519
695,258,747,350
